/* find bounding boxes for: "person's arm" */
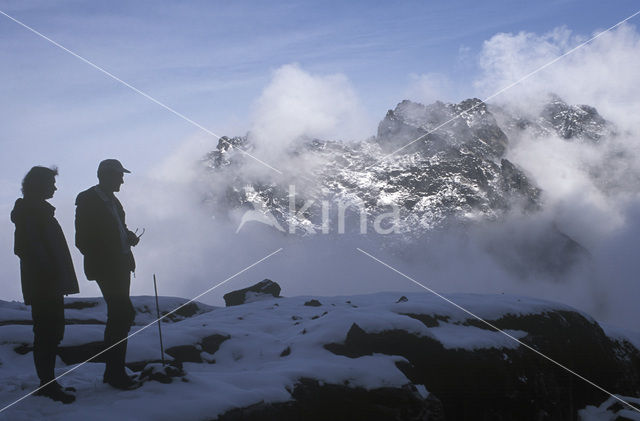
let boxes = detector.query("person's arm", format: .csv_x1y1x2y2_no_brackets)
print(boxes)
75,193,100,256
14,212,55,291
75,195,87,255
116,197,140,247
15,214,51,265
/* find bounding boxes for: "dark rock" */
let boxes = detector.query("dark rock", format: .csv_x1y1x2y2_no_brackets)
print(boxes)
223,280,281,307
215,378,444,421
165,335,230,364
65,319,105,325
310,311,328,320
165,345,202,363
135,300,212,323
396,296,408,303
127,360,163,372
201,334,230,355
58,341,106,365
324,310,640,421
64,301,98,310
138,362,186,384
280,347,291,357
304,299,322,307
2,318,105,326
1,320,33,327
402,314,449,328
13,344,32,355
166,302,200,319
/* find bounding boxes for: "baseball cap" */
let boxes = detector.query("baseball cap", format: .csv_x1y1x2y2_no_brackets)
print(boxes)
97,159,131,175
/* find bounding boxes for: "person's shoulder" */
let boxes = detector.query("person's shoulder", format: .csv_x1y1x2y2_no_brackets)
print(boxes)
75,186,99,205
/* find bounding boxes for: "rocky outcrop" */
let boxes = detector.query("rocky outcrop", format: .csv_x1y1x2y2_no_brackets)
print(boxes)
490,94,612,143
223,279,282,306
324,310,640,420
164,333,230,364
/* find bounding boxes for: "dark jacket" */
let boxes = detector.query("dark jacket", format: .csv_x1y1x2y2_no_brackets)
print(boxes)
75,186,135,280
11,198,79,305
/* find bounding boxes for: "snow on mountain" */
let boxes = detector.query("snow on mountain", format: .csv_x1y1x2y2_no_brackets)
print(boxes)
205,97,544,234
490,94,612,143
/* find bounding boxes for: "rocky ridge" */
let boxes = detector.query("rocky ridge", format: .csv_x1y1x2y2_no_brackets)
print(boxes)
204,96,610,235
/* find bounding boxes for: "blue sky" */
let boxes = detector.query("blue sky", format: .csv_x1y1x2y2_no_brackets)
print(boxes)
1,0,638,193
1,0,640,312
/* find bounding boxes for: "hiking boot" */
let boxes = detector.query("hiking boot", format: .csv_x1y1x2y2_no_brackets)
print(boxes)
35,382,75,404
104,373,141,390
50,381,76,393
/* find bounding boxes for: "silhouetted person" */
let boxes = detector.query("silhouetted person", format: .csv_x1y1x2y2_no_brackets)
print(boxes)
10,166,79,404
75,159,141,390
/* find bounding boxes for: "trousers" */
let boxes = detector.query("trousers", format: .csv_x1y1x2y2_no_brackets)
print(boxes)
31,295,65,384
96,271,135,377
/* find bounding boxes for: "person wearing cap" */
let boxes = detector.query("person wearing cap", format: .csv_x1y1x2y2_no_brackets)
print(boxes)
75,159,141,390
11,166,79,404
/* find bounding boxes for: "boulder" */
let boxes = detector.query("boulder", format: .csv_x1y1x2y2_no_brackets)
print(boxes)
138,362,186,384
304,299,322,307
223,279,281,307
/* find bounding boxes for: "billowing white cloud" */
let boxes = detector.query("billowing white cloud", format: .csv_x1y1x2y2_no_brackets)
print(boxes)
404,72,454,105
249,64,371,157
475,24,640,130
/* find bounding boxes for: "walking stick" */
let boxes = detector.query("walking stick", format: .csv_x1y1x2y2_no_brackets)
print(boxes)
153,274,166,366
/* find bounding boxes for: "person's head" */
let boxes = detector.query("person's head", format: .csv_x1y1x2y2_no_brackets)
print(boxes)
22,166,58,200
97,159,130,193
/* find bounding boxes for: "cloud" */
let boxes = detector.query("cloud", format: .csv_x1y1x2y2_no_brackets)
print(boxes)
475,24,640,131
249,64,371,157
404,73,454,105
474,24,640,242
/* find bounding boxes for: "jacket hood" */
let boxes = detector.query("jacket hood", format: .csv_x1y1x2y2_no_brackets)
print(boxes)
11,198,55,224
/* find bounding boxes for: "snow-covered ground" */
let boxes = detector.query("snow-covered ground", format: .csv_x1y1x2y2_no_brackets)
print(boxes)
0,292,637,420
